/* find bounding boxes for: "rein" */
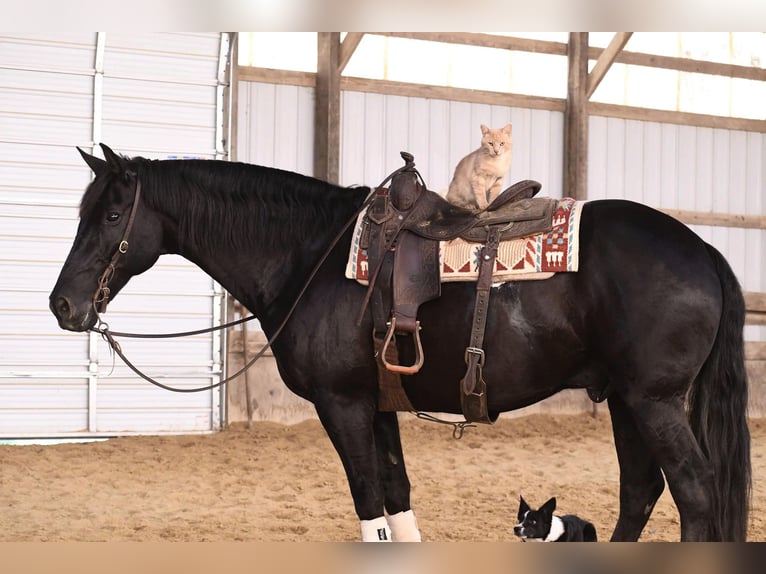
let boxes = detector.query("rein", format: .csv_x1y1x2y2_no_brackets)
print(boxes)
90,163,415,393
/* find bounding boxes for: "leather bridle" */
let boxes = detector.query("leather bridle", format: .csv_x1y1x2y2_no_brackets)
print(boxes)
92,179,142,314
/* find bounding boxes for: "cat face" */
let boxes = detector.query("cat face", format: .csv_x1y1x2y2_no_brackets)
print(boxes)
480,123,512,157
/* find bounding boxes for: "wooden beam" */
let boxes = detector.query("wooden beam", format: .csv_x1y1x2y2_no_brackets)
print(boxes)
377,32,766,82
590,101,766,134
341,76,565,112
236,66,766,134
659,209,766,230
377,32,567,56
746,341,766,361
587,32,632,99
314,33,341,184
594,47,766,82
746,291,766,326
339,33,364,74
237,66,316,87
564,33,589,201
746,292,766,313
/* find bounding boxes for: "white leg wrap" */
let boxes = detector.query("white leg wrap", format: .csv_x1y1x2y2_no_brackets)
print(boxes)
387,509,422,542
360,516,391,542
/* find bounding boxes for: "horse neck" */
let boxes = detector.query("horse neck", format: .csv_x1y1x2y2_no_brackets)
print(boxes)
147,161,363,320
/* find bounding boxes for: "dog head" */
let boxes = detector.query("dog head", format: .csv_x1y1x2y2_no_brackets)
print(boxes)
513,495,556,541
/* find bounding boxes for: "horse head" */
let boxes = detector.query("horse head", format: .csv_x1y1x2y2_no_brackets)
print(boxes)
50,144,165,331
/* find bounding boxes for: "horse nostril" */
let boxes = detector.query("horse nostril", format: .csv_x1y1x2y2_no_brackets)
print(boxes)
53,296,73,319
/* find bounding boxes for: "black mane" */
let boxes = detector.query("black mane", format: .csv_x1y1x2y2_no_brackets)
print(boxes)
82,156,370,253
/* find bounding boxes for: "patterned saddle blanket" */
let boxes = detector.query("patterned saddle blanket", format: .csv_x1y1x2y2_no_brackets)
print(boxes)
346,197,583,284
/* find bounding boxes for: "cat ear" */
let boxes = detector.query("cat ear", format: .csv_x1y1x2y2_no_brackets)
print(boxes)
480,124,489,135
503,123,513,135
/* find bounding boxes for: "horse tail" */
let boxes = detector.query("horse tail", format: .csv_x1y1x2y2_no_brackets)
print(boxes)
687,243,751,541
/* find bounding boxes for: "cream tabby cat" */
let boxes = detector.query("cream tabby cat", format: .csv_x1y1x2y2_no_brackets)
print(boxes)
445,123,512,211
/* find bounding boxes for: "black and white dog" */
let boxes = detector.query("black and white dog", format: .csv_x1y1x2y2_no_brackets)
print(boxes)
513,495,597,542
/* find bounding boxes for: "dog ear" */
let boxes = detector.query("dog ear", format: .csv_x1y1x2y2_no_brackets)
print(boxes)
518,495,530,519
541,497,557,516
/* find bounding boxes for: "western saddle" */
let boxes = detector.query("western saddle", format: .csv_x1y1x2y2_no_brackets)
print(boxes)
361,152,557,423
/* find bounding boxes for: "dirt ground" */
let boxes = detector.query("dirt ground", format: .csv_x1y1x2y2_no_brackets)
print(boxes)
0,413,763,542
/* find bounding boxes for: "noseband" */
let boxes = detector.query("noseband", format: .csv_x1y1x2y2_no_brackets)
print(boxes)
93,180,142,314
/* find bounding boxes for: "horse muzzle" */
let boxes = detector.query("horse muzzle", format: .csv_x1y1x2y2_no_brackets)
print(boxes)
49,294,96,332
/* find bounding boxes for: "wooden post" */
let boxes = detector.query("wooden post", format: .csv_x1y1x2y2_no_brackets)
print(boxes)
564,32,589,201
314,33,341,183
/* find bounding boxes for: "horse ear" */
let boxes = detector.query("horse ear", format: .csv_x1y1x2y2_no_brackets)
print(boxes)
100,143,126,174
77,146,108,176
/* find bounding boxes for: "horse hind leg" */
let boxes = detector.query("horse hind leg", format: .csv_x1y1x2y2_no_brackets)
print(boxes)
607,394,665,541
373,410,422,541
621,393,715,541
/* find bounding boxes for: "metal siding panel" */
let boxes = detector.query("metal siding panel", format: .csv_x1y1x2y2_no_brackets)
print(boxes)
676,126,697,213
0,33,223,436
694,127,714,211
253,83,276,167
427,99,450,193
624,120,644,203
712,129,731,213
296,86,314,176
588,116,608,201
508,107,531,184
642,122,662,208
448,101,472,195
103,43,218,84
384,95,410,178
363,92,386,185
406,97,430,184
0,34,97,71
489,105,512,135
605,118,626,200
529,109,551,193
746,133,764,214
658,123,679,209
272,84,299,171
491,104,515,192
547,111,564,199
236,81,251,161
340,91,365,187
106,32,221,58
728,130,748,214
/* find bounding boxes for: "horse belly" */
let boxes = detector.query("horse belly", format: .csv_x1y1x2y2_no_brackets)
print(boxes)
398,279,586,414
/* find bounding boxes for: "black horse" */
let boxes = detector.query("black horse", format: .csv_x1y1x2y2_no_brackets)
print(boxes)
50,144,750,541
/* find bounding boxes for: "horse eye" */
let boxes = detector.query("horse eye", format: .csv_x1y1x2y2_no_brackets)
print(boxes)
106,212,120,222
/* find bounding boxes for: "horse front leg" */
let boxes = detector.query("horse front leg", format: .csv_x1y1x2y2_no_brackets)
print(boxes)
314,393,391,541
373,410,421,541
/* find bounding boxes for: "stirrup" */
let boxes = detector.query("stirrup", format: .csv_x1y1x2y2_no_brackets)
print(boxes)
380,316,424,375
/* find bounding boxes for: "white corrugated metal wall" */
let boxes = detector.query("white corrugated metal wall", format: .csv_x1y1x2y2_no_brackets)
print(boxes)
237,83,565,198
340,92,564,198
0,32,231,436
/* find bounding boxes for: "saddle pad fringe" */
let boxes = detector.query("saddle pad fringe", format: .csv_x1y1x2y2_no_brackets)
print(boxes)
346,198,583,284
